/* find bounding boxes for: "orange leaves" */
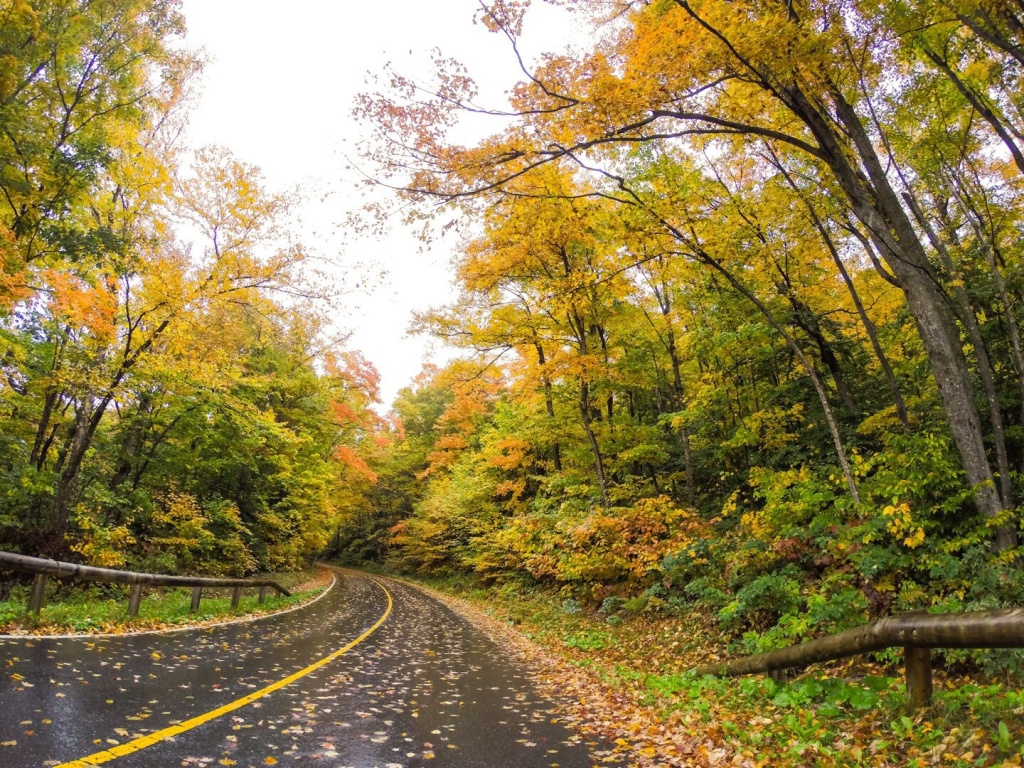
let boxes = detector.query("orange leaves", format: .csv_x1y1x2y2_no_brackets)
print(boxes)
508,496,707,587
486,437,531,471
0,225,31,310
325,352,388,489
434,433,471,452
411,362,505,477
334,444,379,483
330,401,360,425
495,478,527,500
44,270,119,342
327,350,382,404
423,433,472,477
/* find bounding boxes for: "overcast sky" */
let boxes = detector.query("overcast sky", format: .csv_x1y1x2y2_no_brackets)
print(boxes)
178,0,586,407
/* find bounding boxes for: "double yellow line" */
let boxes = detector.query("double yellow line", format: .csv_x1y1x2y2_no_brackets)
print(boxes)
57,576,393,767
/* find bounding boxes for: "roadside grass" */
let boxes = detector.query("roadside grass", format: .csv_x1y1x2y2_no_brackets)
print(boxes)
396,571,1024,767
0,568,329,634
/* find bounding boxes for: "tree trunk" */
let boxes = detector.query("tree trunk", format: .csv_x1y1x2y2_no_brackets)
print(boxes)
533,337,562,472
902,190,1014,508
772,157,910,430
922,47,1024,176
947,173,1024,471
666,324,696,507
693,246,861,504
570,310,610,507
49,393,113,542
800,85,1011,543
110,396,152,490
580,379,611,507
787,293,859,414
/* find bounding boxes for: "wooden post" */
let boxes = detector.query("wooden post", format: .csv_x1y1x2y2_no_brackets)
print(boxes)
905,646,933,711
190,586,202,613
769,668,788,685
258,585,268,604
128,584,144,617
231,586,241,609
28,573,47,613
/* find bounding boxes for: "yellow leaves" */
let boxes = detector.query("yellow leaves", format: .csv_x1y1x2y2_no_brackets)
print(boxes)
527,495,704,584
740,510,769,539
70,512,135,569
882,502,912,534
720,489,741,518
881,502,926,549
903,527,926,549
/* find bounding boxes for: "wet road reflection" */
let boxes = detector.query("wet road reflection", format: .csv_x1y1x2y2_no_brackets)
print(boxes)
0,571,622,767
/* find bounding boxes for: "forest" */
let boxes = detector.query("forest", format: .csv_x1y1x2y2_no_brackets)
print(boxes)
6,0,1024,763
6,0,1024,673
336,0,1024,666
0,0,384,576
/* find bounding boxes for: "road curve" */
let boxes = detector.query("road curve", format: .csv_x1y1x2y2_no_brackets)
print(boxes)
0,571,624,767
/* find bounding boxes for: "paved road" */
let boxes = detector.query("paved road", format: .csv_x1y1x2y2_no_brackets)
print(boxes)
0,571,623,767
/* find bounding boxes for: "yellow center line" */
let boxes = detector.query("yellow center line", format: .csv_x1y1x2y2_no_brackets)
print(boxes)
56,576,393,768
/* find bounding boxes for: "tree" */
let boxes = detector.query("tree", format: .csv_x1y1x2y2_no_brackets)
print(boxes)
358,0,1018,543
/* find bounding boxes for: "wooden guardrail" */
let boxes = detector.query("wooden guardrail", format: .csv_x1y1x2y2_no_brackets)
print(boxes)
0,551,291,618
693,607,1024,710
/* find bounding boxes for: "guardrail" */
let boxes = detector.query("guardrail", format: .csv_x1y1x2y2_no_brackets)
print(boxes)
693,607,1024,710
0,551,291,618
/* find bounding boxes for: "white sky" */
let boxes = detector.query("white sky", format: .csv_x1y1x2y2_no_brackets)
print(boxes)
178,0,587,407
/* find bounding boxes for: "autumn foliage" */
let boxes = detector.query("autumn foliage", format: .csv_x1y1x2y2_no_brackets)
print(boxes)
0,0,385,575
337,0,1024,677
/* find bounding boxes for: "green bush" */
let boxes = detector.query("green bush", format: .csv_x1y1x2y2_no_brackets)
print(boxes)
717,567,804,629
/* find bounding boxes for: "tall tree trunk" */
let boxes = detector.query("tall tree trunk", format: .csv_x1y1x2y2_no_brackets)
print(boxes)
803,86,1010,543
570,310,610,507
947,172,1024,470
533,337,562,472
49,393,114,544
580,379,611,507
665,314,696,507
772,157,911,430
902,190,1014,508
640,266,698,506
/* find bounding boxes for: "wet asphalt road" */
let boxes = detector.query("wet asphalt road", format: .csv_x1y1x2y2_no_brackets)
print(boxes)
0,571,623,768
